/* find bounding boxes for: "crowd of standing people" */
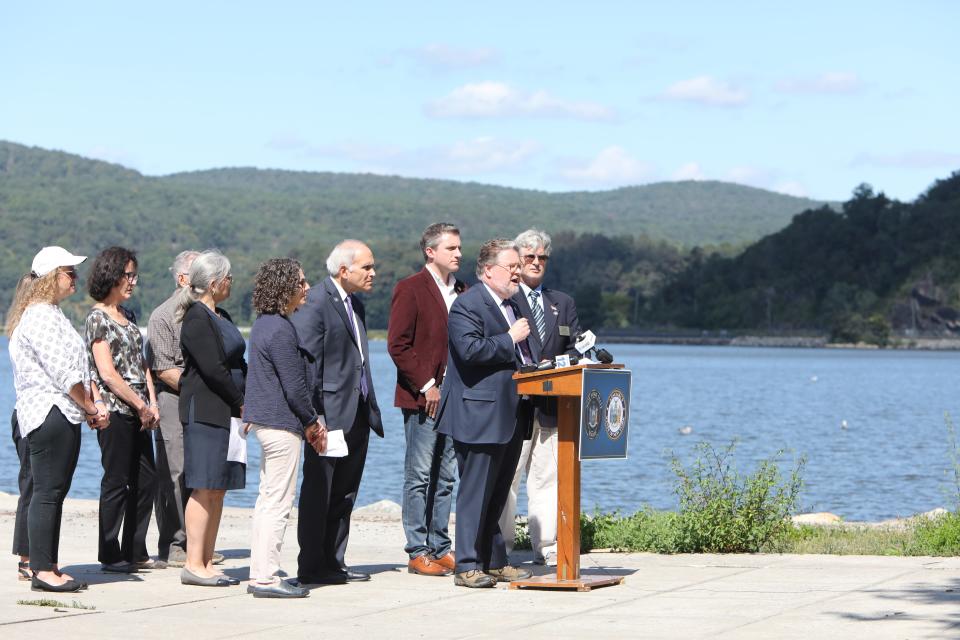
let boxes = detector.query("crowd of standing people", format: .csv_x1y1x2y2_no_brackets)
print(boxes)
6,223,580,596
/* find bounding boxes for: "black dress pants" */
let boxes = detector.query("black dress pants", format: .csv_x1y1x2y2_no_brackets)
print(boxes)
452,424,525,574
297,403,370,579
97,411,157,564
26,407,81,572
11,411,32,557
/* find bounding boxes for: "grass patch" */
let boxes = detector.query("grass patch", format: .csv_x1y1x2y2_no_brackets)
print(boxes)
17,598,96,610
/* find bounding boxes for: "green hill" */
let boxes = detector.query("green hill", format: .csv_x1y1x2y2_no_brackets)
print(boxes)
648,173,960,340
0,140,827,328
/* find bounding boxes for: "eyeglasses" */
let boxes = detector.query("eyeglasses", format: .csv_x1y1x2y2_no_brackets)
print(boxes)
492,262,521,273
123,271,139,284
522,254,550,264
224,274,234,282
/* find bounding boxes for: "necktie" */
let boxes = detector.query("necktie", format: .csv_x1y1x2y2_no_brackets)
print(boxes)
502,300,533,365
528,290,546,342
345,295,369,399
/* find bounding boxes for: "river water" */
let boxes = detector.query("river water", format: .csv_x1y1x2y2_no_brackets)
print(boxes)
1,338,957,521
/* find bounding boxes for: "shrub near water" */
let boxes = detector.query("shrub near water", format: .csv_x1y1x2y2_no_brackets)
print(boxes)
573,441,805,554
670,442,805,553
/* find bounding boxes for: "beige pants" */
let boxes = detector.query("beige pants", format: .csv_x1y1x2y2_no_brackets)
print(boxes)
499,416,558,560
249,425,302,583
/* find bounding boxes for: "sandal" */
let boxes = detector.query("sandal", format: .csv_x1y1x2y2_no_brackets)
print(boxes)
17,562,31,581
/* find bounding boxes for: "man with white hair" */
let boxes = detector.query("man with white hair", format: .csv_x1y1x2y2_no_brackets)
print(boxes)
292,239,383,585
147,249,200,567
498,229,580,566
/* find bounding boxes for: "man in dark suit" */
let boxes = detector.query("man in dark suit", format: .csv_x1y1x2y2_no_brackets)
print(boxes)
499,229,581,567
436,238,534,588
388,223,466,577
292,239,383,584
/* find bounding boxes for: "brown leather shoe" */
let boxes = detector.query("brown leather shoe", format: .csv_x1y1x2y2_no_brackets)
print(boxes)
485,565,533,582
454,570,496,588
431,552,455,572
408,555,452,577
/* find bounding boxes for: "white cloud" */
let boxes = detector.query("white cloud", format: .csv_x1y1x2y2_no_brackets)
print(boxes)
86,146,140,169
852,150,960,169
267,134,539,177
773,181,808,198
725,166,772,185
431,137,540,174
673,162,705,181
661,76,748,106
559,146,656,187
776,72,863,95
411,44,498,69
425,82,615,120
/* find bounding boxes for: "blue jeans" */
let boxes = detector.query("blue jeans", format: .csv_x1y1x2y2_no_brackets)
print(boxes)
401,409,456,559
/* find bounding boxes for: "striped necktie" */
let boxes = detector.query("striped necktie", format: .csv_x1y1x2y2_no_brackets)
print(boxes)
528,290,546,342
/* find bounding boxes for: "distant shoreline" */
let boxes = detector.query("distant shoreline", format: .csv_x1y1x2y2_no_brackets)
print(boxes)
596,333,960,351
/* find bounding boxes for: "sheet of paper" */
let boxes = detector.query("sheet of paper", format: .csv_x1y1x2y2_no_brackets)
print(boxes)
318,428,349,458
227,417,248,464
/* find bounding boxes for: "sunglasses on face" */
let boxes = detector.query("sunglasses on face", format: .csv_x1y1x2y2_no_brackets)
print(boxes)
60,269,78,281
123,271,139,284
522,254,549,264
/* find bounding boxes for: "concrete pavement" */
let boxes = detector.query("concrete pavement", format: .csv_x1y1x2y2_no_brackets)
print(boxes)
1,493,959,639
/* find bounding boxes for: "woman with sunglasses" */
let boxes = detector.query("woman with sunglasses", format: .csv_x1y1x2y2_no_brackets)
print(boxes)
6,247,109,592
85,246,160,574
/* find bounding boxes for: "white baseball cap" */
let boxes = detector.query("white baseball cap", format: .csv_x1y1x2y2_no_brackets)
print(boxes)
31,246,87,277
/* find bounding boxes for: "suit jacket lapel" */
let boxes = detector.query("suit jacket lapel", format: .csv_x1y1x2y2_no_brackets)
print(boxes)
479,285,510,333
325,277,358,348
540,288,559,349
420,267,447,316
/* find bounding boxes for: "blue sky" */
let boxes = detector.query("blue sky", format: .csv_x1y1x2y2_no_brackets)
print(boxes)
2,1,957,201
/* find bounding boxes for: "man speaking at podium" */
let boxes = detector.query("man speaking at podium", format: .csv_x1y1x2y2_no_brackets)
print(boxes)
499,229,580,567
436,239,534,588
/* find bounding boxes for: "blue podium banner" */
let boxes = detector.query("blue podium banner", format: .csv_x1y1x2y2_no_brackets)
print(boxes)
579,368,631,460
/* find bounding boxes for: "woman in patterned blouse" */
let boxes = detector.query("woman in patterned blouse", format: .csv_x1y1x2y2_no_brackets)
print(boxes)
85,246,160,574
6,246,109,593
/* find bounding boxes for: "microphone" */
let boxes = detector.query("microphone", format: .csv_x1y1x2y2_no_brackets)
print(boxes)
574,330,614,364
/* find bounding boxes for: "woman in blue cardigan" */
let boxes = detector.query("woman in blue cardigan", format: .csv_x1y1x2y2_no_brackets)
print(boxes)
244,258,326,598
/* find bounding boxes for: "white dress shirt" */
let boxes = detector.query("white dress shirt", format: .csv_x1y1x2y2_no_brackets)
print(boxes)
330,276,364,366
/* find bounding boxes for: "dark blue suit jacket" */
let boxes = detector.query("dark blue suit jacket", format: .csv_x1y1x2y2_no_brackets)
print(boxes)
513,285,580,428
291,277,383,437
436,284,523,445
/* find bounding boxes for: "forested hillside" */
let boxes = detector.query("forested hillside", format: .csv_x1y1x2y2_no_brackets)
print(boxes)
647,173,960,342
0,141,822,328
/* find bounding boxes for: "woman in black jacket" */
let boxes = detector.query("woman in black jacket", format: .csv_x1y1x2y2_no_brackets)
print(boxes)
176,250,246,587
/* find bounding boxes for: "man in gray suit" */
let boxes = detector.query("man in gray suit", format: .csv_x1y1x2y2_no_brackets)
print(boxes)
436,238,534,588
292,239,384,585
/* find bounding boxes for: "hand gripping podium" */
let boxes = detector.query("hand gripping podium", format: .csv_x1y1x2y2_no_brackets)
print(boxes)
509,363,628,591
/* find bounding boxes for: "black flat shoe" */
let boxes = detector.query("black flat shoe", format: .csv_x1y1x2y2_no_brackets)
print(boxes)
17,562,31,581
102,561,139,574
247,580,309,598
31,575,85,593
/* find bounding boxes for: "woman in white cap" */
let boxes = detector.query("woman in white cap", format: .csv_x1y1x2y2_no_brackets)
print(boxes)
5,246,110,593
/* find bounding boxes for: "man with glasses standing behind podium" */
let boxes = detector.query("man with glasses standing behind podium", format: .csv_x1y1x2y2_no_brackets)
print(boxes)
499,229,580,567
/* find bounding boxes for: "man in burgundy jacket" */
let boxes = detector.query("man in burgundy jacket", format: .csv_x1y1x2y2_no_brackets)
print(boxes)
387,223,467,576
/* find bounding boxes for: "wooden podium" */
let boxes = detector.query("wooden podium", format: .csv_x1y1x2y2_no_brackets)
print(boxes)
508,363,626,591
